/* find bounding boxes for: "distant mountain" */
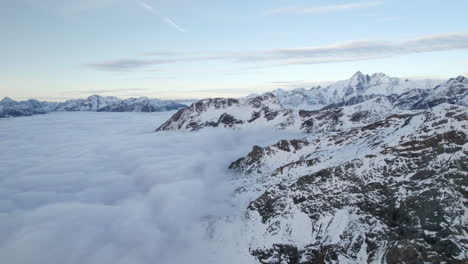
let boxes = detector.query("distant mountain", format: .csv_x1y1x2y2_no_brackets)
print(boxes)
54,95,122,112
0,95,187,118
409,75,468,109
0,97,58,118
56,95,185,112
270,72,443,110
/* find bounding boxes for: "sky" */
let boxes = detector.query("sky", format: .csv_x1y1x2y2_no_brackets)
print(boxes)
1,0,468,101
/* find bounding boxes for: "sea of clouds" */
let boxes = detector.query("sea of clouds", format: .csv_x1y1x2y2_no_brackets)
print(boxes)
0,111,301,264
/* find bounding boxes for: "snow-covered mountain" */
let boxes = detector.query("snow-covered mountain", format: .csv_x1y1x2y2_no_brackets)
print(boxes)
271,72,442,110
54,95,122,111
410,75,468,109
157,75,467,133
0,97,58,118
97,97,186,112
0,95,187,118
155,74,468,263
231,103,468,263
156,93,297,131
55,95,186,112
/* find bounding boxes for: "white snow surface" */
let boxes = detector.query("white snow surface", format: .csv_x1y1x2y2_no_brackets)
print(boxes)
0,111,303,264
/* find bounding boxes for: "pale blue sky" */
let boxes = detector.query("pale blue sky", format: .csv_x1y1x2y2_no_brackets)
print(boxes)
2,0,468,100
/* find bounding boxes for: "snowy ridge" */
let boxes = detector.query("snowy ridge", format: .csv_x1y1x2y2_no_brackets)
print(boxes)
156,93,298,131
0,95,186,118
157,74,467,133
229,104,468,263
270,72,443,110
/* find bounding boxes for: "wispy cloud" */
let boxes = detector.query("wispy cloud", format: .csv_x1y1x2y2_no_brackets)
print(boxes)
237,33,468,65
87,55,229,71
143,51,180,56
88,59,159,71
263,1,383,15
136,0,185,32
87,33,468,71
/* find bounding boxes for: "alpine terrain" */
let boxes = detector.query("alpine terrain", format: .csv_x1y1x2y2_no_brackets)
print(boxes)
157,72,468,264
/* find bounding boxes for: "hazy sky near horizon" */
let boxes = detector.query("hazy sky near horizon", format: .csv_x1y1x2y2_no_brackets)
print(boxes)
2,0,468,100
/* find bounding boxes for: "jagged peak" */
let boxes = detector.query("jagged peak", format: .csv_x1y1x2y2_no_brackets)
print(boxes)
352,71,364,77
455,75,467,82
348,71,371,84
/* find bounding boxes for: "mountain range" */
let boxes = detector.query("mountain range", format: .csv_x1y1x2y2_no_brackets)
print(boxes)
155,72,468,264
262,72,443,110
0,95,187,118
157,73,468,132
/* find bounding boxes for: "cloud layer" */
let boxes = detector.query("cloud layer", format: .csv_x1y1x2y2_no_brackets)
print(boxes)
263,1,383,15
0,111,300,264
87,33,468,71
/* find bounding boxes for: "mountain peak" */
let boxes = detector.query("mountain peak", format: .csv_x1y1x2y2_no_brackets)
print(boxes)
351,71,364,78
1,97,16,104
455,75,467,82
87,95,104,100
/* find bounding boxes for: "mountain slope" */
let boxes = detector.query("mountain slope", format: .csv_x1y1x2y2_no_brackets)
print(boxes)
156,93,298,131
229,104,468,264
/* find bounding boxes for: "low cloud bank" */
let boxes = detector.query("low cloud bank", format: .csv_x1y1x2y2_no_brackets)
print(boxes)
0,112,300,264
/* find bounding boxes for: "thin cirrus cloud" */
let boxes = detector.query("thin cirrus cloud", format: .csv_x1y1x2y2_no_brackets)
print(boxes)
88,59,159,71
136,0,185,32
88,55,229,71
263,1,384,15
87,33,468,71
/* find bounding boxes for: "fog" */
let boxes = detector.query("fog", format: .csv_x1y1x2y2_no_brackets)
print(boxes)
0,112,300,264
